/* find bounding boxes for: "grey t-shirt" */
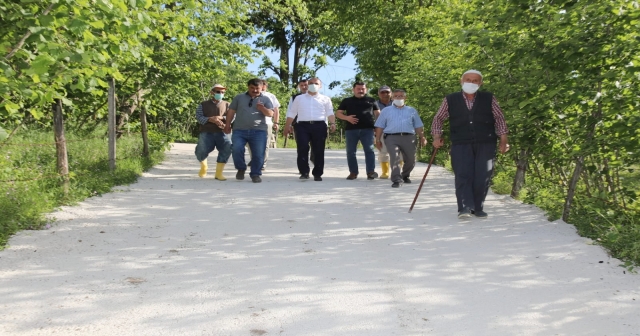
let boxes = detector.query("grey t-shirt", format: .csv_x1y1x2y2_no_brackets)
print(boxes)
229,93,274,131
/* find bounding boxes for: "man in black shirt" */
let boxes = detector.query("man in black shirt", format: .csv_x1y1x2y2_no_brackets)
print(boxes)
336,82,380,180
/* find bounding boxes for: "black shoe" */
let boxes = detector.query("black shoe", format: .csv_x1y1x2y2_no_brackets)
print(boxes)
300,174,309,180
367,172,378,180
314,176,322,181
391,182,401,188
458,209,472,219
236,170,245,180
402,177,411,184
473,210,488,218
251,175,262,183
346,173,358,180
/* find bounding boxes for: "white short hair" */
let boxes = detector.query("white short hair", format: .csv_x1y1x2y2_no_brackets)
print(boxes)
462,69,483,79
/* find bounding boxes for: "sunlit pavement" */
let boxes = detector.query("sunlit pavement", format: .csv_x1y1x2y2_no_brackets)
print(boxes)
1,143,638,335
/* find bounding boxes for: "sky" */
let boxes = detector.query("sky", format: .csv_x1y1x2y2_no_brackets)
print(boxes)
246,48,358,97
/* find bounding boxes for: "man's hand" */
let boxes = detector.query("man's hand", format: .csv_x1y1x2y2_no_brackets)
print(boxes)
329,123,336,133
273,123,279,131
419,136,428,147
344,115,359,125
499,134,510,154
499,140,510,154
256,101,270,115
223,124,231,134
375,139,383,150
433,136,444,148
283,124,293,137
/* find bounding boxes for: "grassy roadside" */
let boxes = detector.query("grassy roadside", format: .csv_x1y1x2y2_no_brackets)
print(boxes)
0,129,166,248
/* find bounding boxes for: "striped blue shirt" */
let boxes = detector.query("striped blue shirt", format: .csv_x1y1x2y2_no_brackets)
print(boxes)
374,105,424,133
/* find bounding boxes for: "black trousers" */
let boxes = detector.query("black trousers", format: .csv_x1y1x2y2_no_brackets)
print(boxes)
294,122,327,177
450,142,496,212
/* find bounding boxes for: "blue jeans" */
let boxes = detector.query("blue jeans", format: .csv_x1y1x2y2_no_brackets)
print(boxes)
194,132,232,163
345,128,375,175
232,129,267,177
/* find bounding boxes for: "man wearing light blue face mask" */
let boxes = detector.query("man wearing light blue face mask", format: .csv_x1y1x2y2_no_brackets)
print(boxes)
431,70,510,219
194,84,232,181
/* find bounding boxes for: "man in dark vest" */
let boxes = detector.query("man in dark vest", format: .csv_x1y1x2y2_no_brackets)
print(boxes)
194,84,232,180
431,70,510,219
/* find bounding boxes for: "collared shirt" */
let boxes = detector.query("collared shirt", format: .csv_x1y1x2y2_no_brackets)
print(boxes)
374,105,424,134
261,91,281,125
229,92,274,131
431,92,508,136
376,99,393,110
286,92,334,121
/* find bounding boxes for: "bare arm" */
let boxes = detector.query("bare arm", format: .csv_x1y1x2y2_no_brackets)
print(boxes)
223,109,236,134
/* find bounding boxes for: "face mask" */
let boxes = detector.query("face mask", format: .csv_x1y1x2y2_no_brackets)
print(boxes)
308,84,319,93
393,99,405,106
462,82,479,94
214,93,224,100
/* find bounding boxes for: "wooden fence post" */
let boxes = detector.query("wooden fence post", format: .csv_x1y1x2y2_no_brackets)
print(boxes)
53,99,69,194
108,77,116,170
140,106,150,157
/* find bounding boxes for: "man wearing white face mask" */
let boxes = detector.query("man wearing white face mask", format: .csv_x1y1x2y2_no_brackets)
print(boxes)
284,77,337,181
374,89,427,188
194,84,232,180
431,69,510,219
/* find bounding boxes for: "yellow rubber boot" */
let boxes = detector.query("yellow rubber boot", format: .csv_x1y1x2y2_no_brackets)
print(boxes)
380,162,390,179
214,162,227,181
198,160,208,178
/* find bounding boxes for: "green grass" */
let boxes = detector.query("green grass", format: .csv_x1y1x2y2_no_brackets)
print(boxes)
0,129,166,248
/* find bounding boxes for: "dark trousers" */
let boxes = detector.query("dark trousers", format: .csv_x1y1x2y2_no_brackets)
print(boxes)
294,122,327,177
450,142,496,212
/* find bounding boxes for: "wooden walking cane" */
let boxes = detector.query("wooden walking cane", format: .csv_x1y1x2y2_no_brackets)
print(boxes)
408,147,439,213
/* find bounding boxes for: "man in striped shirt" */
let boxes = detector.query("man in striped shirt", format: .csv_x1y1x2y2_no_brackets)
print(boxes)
431,69,510,219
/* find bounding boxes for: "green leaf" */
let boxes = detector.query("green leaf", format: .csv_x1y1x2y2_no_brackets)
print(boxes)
28,53,56,75
0,126,8,141
89,21,105,29
4,102,21,114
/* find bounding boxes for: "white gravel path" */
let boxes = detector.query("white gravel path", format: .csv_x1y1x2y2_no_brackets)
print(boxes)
1,143,639,336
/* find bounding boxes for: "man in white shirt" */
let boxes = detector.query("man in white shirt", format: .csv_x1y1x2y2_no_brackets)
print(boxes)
247,79,280,170
284,77,336,181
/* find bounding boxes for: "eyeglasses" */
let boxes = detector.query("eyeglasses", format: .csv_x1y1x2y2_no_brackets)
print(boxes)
214,91,225,94
249,98,254,107
379,91,390,94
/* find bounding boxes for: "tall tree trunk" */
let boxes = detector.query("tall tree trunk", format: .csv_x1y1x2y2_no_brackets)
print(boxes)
563,157,584,221
562,81,602,222
53,99,69,195
275,27,290,84
511,148,528,198
602,157,618,204
292,33,304,86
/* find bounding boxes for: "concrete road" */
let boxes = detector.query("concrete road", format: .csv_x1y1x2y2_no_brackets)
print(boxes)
1,143,638,335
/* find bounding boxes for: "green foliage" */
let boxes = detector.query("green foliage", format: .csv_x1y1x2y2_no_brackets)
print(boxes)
0,129,164,248
248,0,349,86
327,0,640,266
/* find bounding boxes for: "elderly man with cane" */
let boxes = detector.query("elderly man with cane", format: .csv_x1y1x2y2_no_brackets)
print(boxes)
375,89,427,188
431,69,509,219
